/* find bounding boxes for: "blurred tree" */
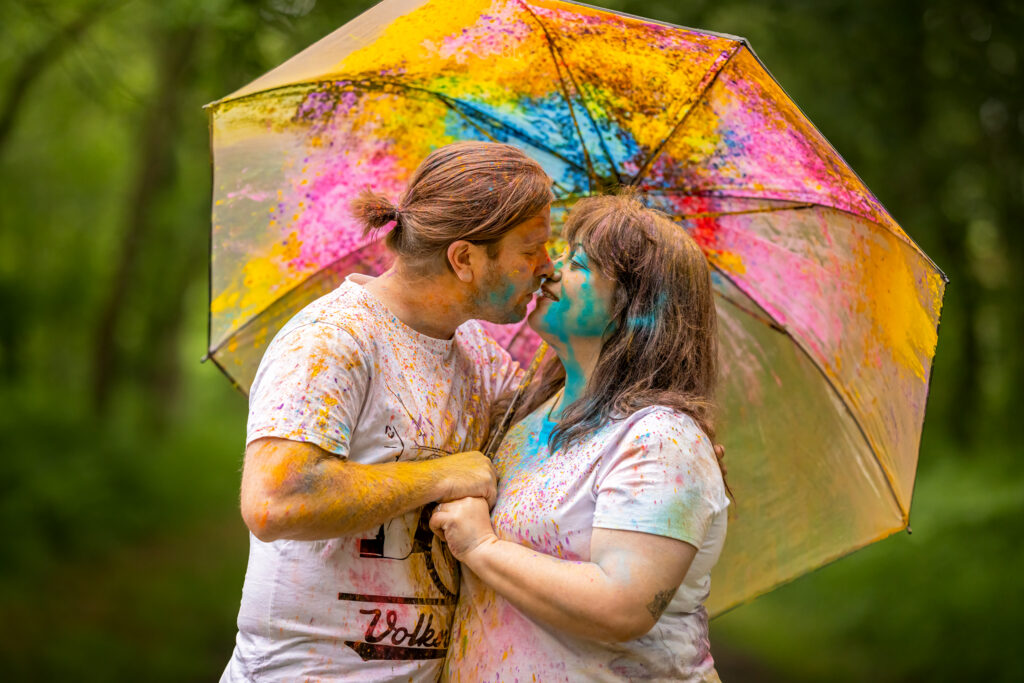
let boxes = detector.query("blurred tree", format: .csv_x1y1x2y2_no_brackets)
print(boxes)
0,0,119,156
91,20,203,411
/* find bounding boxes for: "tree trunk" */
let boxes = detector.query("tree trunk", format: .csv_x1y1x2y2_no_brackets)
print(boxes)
91,23,201,413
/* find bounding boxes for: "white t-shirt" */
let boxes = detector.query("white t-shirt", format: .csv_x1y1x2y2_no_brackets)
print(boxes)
221,276,521,683
444,397,729,682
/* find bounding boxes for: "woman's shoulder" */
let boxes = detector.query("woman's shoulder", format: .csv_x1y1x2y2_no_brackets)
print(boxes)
615,405,707,443
595,406,729,512
610,406,718,468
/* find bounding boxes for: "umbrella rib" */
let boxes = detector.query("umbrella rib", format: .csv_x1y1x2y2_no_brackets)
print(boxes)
664,186,895,228
707,259,908,523
731,42,946,281
364,77,592,176
225,76,592,178
516,1,600,190
673,202,817,221
517,1,623,185
548,50,623,185
418,86,590,176
207,353,247,397
549,178,576,198
657,188,949,278
629,43,742,186
711,289,783,332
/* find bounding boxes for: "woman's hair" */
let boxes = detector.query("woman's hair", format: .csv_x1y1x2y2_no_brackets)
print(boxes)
518,191,719,451
350,141,553,273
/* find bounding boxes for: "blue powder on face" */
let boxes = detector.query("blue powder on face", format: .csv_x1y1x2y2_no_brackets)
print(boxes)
540,248,612,402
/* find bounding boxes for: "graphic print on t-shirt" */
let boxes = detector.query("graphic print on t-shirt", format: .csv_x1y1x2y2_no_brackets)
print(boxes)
343,384,462,660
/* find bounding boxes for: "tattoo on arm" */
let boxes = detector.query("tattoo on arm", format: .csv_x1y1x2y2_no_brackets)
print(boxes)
646,587,678,620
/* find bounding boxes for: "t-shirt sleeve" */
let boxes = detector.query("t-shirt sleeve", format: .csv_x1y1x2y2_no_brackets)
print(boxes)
592,410,727,548
246,321,370,457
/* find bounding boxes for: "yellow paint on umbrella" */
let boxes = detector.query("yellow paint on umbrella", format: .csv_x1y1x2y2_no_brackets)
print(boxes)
212,234,302,325
855,234,942,382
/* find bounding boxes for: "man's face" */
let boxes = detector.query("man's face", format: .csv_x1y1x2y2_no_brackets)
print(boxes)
473,206,554,324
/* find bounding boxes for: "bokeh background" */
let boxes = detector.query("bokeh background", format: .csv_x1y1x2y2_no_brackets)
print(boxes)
2,0,1021,680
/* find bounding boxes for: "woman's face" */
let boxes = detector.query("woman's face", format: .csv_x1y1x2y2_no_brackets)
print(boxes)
528,244,616,345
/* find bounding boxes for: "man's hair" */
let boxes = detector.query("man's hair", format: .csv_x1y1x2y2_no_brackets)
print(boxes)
351,141,553,273
518,191,720,447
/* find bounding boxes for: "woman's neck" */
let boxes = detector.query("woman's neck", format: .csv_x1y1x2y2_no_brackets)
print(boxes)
551,336,602,416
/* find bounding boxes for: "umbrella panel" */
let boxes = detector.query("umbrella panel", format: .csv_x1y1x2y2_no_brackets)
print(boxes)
660,198,943,513
709,277,904,615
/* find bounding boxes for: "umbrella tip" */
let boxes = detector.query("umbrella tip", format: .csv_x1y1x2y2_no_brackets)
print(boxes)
906,525,913,535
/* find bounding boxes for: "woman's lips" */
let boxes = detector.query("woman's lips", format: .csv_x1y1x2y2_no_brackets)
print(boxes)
537,286,559,302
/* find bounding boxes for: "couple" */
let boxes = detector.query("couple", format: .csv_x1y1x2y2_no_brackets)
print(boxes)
221,142,729,682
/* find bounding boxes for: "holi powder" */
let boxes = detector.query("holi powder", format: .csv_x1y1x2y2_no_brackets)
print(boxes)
536,248,611,402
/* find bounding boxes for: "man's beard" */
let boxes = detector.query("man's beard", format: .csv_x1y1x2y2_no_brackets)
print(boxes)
475,266,530,324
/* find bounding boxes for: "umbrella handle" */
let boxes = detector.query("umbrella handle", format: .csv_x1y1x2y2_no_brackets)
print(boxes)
483,342,549,458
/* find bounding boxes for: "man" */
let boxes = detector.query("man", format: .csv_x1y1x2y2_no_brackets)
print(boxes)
221,141,555,681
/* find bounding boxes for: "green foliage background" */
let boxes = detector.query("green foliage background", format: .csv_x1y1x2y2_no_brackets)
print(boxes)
1,0,1020,680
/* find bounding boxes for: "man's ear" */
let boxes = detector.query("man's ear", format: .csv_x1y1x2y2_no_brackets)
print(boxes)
448,240,481,283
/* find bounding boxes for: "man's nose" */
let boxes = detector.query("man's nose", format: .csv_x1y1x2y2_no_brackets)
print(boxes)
537,251,556,279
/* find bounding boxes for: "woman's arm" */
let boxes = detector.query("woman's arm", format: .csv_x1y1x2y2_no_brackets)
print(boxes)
430,497,697,642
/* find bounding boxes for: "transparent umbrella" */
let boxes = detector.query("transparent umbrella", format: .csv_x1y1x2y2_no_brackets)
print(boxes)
205,0,946,614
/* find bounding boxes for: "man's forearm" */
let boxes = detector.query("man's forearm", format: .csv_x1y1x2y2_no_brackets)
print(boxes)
242,440,445,542
241,438,496,542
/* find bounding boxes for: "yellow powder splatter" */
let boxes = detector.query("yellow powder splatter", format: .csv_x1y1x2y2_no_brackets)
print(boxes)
854,232,943,381
213,233,304,336
709,249,746,275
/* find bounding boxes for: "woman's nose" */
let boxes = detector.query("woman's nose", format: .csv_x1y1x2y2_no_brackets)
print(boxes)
546,255,563,282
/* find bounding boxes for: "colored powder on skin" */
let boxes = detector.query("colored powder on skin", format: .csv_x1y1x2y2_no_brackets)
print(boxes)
540,249,610,405
487,277,518,309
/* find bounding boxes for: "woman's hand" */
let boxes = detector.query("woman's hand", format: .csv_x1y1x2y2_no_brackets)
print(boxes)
429,496,497,561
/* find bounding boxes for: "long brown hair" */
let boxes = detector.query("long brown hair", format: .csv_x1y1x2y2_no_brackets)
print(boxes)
350,141,552,273
522,192,719,450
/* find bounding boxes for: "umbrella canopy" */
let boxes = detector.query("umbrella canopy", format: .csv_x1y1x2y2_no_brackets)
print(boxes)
206,0,946,615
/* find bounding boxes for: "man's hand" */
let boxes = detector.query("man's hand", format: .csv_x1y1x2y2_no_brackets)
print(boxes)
434,451,498,507
713,443,726,478
429,496,497,561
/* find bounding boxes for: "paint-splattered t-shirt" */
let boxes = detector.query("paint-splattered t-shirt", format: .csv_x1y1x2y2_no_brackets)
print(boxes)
444,397,729,683
221,276,522,683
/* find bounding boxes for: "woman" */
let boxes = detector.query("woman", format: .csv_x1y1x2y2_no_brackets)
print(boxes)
431,193,730,682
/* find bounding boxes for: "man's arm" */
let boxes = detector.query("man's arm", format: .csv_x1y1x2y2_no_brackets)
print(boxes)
241,437,497,542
